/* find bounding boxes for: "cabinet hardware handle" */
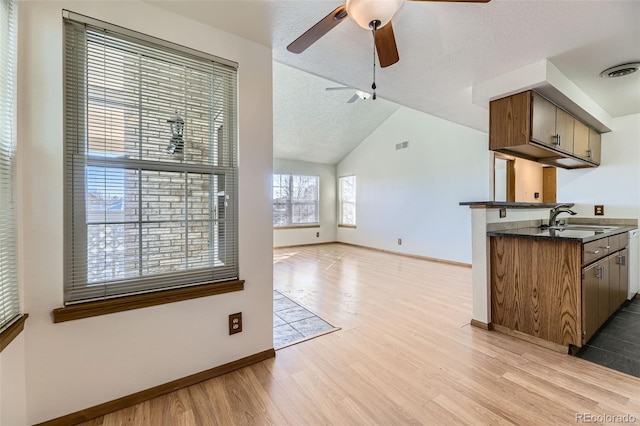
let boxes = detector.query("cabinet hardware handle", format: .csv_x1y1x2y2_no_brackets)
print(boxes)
599,245,610,250
586,250,599,254
557,134,561,146
619,255,626,266
586,149,592,158
552,134,560,145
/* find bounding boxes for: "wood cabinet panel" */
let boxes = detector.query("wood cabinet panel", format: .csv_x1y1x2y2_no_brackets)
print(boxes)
588,128,601,164
615,248,629,309
531,92,557,147
490,236,582,346
573,120,590,159
555,108,575,153
582,262,600,343
597,258,610,326
489,91,531,150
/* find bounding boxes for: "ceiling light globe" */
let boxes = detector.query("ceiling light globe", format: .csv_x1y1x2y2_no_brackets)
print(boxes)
346,0,404,30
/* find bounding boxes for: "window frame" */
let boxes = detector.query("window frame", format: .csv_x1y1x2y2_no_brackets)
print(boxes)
338,175,357,228
60,11,241,313
272,174,320,228
0,0,26,350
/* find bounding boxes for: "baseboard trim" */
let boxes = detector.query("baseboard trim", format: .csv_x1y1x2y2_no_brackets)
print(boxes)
470,319,491,330
37,348,276,426
274,241,336,249
338,242,472,268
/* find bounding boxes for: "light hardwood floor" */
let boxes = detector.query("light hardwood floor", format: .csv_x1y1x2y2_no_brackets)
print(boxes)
83,243,640,425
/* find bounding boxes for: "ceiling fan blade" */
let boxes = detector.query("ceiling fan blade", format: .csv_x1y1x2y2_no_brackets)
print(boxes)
375,22,399,68
407,0,491,2
347,94,360,103
326,86,353,91
287,5,349,54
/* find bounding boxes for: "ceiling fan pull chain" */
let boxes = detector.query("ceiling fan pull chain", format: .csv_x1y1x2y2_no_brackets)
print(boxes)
371,22,378,100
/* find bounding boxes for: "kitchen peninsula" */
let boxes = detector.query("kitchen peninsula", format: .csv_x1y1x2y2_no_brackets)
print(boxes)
461,201,637,353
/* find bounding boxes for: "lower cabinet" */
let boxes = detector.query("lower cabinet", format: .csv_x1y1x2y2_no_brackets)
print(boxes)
490,232,629,349
581,249,629,344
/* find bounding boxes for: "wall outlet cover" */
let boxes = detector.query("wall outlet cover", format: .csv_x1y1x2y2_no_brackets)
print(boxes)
594,205,604,216
229,312,242,335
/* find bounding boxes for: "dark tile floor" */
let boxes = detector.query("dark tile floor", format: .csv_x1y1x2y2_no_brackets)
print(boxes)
273,290,337,349
577,297,640,378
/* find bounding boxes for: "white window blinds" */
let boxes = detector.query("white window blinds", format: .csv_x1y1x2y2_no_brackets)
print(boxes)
0,0,19,330
63,13,239,303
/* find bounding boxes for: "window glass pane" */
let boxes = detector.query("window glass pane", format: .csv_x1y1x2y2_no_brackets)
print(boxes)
65,17,238,302
272,174,318,226
339,176,356,226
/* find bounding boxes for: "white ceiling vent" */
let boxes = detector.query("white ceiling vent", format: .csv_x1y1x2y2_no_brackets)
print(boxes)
395,141,409,151
599,62,640,78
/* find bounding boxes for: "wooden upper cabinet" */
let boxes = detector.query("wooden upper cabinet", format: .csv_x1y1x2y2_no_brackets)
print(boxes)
490,90,602,169
573,119,590,159
531,92,557,148
588,128,601,165
555,108,575,154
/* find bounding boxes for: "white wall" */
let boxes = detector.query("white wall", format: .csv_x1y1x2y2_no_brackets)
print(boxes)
557,113,640,221
0,334,27,426
337,106,490,264
273,159,337,247
514,158,544,202
15,2,273,423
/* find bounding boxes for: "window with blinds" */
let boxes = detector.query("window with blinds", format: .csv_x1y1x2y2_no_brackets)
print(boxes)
272,174,319,227
339,175,356,226
63,12,239,304
0,0,19,332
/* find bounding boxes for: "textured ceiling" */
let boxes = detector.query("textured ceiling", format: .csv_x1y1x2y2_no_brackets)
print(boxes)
150,0,640,162
273,62,400,164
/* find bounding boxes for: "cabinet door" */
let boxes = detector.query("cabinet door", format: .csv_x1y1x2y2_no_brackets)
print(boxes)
573,120,590,159
588,128,601,164
598,258,610,327
609,253,620,315
555,108,575,153
617,248,629,307
531,93,557,147
582,262,600,343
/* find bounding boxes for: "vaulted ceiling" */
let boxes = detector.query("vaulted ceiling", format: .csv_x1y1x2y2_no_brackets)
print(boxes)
151,0,640,163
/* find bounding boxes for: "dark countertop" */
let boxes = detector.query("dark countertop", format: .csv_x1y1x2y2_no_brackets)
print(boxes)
487,226,636,243
459,201,574,209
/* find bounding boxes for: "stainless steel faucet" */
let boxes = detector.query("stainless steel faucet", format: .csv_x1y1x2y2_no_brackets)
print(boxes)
549,204,577,227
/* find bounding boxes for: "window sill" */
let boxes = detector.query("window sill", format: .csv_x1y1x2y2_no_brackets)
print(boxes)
273,225,320,230
52,280,244,323
0,314,29,353
338,224,357,229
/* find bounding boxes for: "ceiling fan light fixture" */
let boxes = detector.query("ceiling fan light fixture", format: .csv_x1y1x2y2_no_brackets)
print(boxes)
346,0,404,30
356,90,371,100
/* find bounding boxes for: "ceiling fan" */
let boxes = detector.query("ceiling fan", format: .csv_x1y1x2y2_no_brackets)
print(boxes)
287,0,491,69
326,86,372,103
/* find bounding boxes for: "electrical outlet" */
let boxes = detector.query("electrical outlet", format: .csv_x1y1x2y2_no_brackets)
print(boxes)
594,205,605,216
397,238,402,245
229,312,242,335
316,232,320,237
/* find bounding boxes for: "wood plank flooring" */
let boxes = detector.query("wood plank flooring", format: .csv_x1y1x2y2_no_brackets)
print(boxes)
82,243,640,425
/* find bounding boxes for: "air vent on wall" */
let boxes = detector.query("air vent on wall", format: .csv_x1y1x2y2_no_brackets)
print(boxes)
395,141,409,150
